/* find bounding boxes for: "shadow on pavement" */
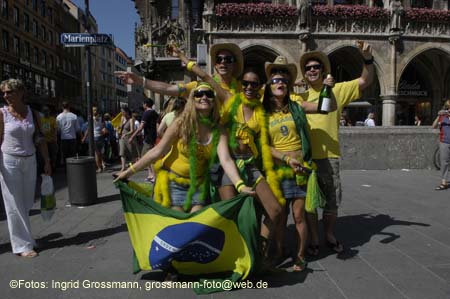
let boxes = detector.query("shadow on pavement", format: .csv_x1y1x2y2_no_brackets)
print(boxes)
34,224,127,252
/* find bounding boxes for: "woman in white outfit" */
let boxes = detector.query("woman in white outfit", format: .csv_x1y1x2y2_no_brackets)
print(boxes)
0,78,51,257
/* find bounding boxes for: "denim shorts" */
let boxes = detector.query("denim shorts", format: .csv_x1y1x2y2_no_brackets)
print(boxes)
169,181,203,207
280,178,307,200
219,163,263,187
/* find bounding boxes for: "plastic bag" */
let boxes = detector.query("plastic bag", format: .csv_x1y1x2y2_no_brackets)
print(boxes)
41,174,56,221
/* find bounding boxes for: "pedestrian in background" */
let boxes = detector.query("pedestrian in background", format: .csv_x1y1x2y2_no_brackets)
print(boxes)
414,115,422,126
364,112,376,127
129,99,158,182
118,107,138,172
0,78,51,258
56,102,80,165
432,100,450,190
40,106,58,170
82,105,106,173
157,97,186,138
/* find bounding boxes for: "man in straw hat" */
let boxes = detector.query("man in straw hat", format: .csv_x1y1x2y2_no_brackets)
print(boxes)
114,43,244,99
295,41,374,255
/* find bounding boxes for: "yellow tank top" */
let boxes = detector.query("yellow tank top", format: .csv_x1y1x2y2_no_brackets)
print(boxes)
268,111,302,152
163,138,213,178
233,103,261,156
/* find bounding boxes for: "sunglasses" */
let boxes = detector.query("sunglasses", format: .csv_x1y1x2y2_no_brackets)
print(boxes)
215,55,235,64
270,78,289,85
305,64,322,72
270,68,289,75
194,89,215,99
242,80,260,89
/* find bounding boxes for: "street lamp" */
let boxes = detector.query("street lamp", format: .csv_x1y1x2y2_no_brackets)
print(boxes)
84,0,94,156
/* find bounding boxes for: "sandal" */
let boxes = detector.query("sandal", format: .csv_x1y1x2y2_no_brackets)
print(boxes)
435,184,448,191
293,256,307,272
306,244,319,257
326,239,344,254
18,250,38,258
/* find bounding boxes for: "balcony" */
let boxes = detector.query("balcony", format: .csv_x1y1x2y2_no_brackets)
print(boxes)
207,4,450,39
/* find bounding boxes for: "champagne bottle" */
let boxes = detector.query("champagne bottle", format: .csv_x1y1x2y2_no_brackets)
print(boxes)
318,74,333,114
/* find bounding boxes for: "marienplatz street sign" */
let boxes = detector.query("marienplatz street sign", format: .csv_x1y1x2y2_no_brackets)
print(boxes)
60,33,113,47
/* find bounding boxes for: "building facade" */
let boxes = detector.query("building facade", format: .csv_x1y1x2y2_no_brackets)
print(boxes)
0,0,81,110
133,0,450,126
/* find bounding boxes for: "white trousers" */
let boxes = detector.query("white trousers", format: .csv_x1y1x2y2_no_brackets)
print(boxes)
0,153,37,254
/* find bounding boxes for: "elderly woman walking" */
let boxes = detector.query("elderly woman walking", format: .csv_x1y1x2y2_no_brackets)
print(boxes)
0,79,51,257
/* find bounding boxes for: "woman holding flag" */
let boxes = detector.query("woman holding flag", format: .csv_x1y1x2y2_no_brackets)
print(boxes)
114,82,254,213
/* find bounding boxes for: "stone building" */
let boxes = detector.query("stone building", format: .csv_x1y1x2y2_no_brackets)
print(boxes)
132,0,450,126
0,0,81,110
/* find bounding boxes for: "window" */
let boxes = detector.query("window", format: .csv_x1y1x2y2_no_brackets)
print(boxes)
2,30,8,51
41,49,46,66
13,35,19,56
2,63,12,80
50,79,55,97
42,76,48,95
40,0,45,17
171,0,178,20
13,5,18,26
41,25,46,42
49,54,53,70
33,46,39,64
35,73,41,94
32,0,37,11
24,41,30,59
47,7,52,23
33,20,38,37
24,13,29,32
48,30,53,45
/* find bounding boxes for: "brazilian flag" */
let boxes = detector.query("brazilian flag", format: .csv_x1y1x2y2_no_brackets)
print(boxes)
115,180,260,294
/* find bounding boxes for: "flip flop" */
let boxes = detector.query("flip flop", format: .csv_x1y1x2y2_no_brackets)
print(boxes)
293,257,307,272
18,250,38,258
435,184,448,191
306,244,319,257
326,240,344,254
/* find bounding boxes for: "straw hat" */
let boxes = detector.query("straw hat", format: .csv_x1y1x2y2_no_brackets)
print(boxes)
299,51,331,79
210,43,244,78
265,56,298,89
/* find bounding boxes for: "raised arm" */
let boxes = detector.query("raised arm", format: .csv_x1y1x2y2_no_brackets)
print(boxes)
114,71,179,97
169,46,232,104
356,41,374,91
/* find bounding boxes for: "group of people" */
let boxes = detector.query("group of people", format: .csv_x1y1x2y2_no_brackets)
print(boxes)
114,40,374,271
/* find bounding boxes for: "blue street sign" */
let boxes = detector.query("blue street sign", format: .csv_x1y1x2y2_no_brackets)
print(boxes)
60,33,114,47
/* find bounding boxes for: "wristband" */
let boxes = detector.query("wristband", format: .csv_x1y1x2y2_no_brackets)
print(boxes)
129,163,137,174
186,61,197,72
363,57,374,65
234,179,244,191
237,184,245,193
285,156,291,165
281,154,286,163
142,76,147,89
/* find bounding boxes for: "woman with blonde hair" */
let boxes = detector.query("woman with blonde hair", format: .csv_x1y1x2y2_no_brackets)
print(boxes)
0,78,51,258
114,83,254,212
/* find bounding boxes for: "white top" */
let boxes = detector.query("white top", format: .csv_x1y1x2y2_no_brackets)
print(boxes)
1,106,36,156
364,118,375,127
56,111,80,140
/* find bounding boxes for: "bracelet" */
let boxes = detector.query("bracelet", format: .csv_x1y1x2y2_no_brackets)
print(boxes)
237,184,245,193
142,76,147,89
285,156,291,165
186,61,197,72
129,163,137,174
364,57,374,65
280,154,286,163
234,179,244,191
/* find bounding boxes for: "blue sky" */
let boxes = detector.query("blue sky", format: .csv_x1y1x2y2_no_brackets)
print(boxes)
70,0,140,59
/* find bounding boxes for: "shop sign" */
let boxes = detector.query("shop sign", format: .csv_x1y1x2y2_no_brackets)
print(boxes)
398,80,428,97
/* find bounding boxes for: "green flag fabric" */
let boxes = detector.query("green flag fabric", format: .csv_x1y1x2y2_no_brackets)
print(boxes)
115,180,260,294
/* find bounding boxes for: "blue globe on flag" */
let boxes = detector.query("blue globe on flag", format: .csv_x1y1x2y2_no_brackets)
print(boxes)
149,222,225,270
